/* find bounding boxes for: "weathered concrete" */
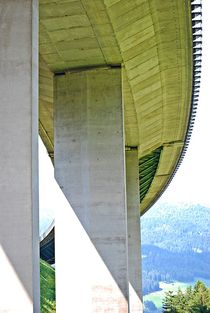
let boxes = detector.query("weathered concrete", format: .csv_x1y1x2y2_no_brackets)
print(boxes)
54,68,129,312
0,1,39,312
126,150,143,313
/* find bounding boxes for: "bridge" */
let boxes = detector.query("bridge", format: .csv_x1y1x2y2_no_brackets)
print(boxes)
40,221,55,265
0,1,202,312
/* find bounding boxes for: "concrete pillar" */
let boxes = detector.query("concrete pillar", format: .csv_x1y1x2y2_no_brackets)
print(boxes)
0,1,39,313
54,68,129,312
126,150,143,313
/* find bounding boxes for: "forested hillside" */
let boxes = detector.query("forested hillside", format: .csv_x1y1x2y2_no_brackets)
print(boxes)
142,245,210,294
141,203,210,253
141,203,210,295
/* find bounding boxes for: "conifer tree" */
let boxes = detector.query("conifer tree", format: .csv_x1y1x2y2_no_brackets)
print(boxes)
162,291,177,313
162,281,210,313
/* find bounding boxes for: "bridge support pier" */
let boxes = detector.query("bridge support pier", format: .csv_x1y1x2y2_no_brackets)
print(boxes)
0,1,39,313
54,67,143,312
126,150,143,313
54,68,129,312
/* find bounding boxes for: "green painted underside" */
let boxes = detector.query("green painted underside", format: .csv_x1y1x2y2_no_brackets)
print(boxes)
139,147,162,203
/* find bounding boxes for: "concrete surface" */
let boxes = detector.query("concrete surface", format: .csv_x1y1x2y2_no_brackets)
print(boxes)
0,1,39,312
38,0,193,213
54,68,129,312
126,150,143,313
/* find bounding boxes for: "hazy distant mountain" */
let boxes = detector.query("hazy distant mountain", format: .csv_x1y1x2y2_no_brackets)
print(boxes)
141,203,210,253
141,203,210,295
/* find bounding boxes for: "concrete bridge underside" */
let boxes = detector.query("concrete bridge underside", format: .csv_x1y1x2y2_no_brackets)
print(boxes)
0,0,202,312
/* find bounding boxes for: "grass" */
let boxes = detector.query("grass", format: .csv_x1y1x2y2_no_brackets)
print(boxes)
40,259,56,313
144,281,190,308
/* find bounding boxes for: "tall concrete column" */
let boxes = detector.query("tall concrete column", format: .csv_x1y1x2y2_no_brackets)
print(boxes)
54,68,129,312
0,1,39,313
126,150,143,313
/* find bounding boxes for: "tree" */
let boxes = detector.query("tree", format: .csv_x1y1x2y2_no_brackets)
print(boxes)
162,281,210,313
162,291,177,313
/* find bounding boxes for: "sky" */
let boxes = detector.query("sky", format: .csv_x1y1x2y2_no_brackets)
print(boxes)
39,0,210,233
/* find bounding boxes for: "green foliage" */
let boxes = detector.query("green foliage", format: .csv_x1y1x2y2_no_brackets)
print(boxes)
40,260,56,313
162,290,177,313
162,281,210,313
41,298,56,313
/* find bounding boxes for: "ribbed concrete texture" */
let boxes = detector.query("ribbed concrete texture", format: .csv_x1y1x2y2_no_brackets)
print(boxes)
0,1,39,313
126,150,143,313
54,68,129,312
39,1,194,214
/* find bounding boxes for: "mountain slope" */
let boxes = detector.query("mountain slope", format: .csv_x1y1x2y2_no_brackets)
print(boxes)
141,203,210,295
142,203,210,253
